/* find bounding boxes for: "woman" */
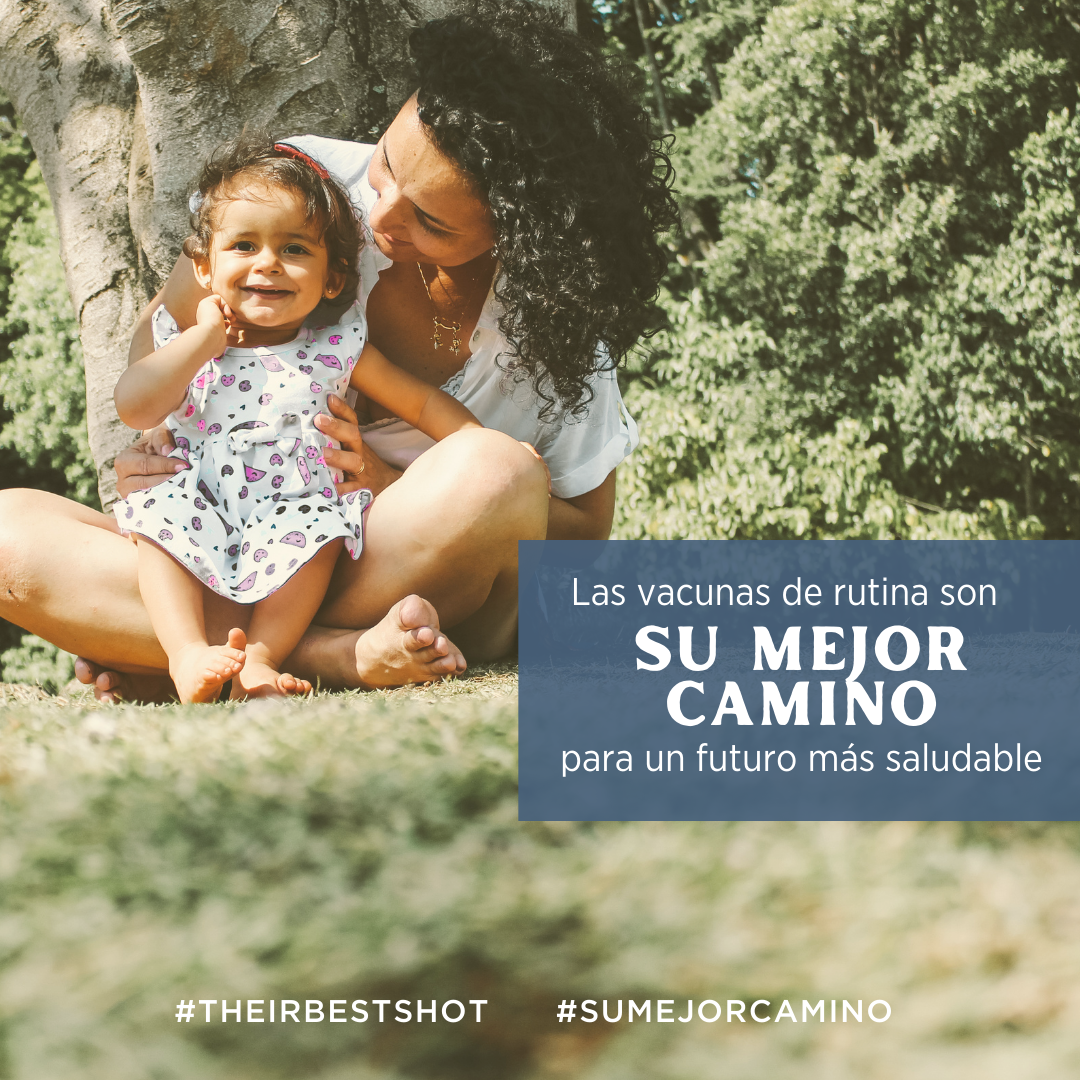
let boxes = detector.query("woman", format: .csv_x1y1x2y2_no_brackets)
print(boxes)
0,2,676,700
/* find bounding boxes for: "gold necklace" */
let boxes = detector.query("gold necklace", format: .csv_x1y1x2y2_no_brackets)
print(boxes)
416,262,463,355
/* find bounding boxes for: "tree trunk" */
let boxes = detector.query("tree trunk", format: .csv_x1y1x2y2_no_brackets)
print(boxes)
0,0,573,508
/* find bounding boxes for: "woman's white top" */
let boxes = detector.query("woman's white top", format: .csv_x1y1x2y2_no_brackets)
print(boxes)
282,136,639,500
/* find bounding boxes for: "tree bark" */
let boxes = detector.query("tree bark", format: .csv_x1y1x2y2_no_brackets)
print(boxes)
0,0,573,507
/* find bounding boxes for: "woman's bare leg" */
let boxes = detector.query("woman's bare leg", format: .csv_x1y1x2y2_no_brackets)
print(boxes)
286,428,549,688
0,428,545,695
0,490,165,667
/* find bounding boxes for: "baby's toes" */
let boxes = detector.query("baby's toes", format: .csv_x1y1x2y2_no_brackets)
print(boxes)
277,672,311,696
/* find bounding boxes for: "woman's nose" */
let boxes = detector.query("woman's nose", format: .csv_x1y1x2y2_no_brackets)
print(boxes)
368,186,408,237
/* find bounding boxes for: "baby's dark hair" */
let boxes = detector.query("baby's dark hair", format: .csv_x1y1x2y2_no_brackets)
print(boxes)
183,133,362,304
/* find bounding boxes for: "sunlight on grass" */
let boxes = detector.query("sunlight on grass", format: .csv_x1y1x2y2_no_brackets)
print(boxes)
1,673,1079,1078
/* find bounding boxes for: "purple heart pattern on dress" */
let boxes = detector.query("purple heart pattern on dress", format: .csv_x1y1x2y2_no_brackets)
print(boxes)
114,309,371,603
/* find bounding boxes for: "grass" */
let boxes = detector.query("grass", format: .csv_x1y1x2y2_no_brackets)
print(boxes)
1,669,1079,1079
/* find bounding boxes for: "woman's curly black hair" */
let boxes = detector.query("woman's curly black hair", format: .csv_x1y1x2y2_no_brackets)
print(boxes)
410,1,678,418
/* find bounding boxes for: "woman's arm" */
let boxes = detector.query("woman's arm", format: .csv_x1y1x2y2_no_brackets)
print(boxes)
547,471,616,541
128,255,209,366
115,295,226,429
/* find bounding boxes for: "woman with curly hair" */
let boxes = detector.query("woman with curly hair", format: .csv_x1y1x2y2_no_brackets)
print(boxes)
0,1,677,700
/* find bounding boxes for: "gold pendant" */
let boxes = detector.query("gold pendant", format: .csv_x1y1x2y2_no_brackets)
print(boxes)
433,317,463,356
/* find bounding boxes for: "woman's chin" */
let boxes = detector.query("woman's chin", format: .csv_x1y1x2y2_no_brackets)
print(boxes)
372,232,415,260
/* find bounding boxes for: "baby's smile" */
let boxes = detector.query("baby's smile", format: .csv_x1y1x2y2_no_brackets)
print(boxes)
241,285,293,298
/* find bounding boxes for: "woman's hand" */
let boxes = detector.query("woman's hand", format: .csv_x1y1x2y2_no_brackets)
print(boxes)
316,393,402,498
114,426,189,498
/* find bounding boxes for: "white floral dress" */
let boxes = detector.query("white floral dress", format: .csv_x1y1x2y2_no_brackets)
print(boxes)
114,303,373,603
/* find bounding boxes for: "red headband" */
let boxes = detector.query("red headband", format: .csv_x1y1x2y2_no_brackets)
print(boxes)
273,143,331,180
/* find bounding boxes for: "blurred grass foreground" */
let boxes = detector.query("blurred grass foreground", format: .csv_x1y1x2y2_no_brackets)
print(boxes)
0,674,1079,1079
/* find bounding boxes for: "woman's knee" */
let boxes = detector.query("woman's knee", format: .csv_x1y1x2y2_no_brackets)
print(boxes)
0,489,44,602
441,428,549,522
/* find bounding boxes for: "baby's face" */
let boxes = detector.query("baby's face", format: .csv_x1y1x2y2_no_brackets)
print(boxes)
196,184,341,332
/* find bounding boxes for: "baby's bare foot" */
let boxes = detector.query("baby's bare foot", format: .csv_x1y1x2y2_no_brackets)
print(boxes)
170,641,246,704
353,594,466,688
236,659,312,699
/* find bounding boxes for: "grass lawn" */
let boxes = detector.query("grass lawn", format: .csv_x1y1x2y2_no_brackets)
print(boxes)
0,670,1079,1079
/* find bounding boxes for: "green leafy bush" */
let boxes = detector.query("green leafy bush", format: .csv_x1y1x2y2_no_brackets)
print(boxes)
613,0,1080,539
0,186,96,505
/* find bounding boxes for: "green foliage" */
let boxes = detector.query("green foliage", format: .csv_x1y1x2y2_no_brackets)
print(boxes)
0,99,40,283
0,184,96,505
609,0,1080,539
0,95,94,503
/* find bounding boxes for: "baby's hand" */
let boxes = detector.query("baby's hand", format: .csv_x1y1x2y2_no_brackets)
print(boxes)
194,294,239,351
